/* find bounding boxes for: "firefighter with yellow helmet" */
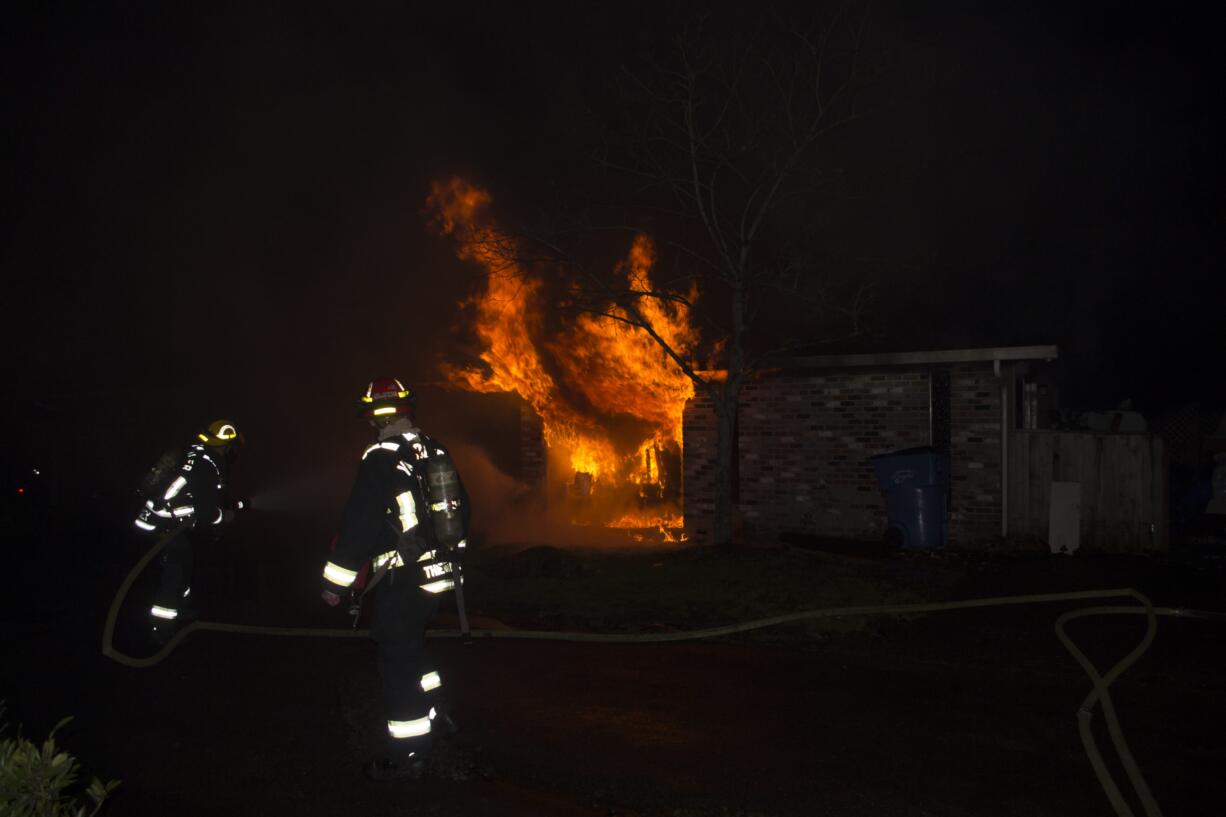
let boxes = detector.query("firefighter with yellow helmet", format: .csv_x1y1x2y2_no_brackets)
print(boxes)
321,378,469,782
133,419,245,645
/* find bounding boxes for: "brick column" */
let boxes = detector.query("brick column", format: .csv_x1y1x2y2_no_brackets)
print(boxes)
519,401,546,492
682,391,719,543
947,363,1003,545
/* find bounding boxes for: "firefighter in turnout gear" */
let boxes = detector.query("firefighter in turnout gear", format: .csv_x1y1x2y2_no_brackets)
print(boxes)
133,419,245,645
321,378,469,782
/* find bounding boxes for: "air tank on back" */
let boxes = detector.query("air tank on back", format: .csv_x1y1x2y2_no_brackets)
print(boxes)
424,453,464,548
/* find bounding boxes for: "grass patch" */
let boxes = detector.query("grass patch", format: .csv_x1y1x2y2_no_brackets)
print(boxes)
461,542,967,639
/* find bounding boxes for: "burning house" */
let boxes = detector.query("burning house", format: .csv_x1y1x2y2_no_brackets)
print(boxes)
432,180,1145,552
430,178,694,540
512,344,1062,548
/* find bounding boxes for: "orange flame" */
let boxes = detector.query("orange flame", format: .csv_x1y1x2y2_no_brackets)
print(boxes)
427,178,617,475
551,236,697,448
428,178,698,498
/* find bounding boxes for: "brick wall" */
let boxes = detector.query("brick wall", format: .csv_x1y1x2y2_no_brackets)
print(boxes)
738,370,930,541
681,364,1004,547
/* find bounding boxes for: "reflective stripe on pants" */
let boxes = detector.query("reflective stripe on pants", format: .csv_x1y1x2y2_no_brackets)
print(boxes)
373,567,444,751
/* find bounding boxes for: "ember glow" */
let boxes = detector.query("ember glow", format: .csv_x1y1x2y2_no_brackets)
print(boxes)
428,178,696,533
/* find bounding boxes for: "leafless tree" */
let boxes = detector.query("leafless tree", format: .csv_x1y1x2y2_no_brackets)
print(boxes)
455,10,883,545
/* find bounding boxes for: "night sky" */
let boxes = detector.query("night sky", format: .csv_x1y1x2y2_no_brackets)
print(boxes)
5,3,1223,500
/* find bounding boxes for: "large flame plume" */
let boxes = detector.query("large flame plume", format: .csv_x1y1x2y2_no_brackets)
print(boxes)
427,178,698,529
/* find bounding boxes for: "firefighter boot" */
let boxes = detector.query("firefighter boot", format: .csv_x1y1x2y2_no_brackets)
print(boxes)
149,621,177,648
363,752,427,783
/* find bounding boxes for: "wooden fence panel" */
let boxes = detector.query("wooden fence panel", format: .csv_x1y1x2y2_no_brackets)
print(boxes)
1007,431,1167,552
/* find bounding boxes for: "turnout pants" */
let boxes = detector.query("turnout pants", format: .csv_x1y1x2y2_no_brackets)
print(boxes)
371,566,445,756
149,528,198,627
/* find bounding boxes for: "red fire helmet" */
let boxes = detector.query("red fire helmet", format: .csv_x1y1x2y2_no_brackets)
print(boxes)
358,377,416,418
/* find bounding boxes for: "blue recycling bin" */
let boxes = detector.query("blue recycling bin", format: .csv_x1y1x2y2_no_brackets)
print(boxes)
870,446,949,550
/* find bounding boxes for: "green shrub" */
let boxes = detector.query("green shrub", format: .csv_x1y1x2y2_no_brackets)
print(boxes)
0,706,119,817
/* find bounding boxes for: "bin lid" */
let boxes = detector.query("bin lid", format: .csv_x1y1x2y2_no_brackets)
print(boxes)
870,446,949,488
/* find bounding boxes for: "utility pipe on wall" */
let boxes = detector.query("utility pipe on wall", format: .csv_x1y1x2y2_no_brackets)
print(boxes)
996,358,1009,538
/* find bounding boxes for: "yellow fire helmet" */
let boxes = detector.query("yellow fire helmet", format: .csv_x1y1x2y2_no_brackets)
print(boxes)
199,419,242,447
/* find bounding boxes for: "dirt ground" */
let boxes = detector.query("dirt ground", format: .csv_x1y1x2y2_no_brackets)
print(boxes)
3,506,1225,817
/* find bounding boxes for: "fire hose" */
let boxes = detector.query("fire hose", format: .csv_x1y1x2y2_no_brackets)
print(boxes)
104,528,1225,817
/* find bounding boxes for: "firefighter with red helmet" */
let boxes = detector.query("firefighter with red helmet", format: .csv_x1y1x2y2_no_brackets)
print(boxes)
321,378,469,782
133,419,245,645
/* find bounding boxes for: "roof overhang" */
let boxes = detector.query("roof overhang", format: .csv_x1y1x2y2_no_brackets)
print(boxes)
766,345,1059,370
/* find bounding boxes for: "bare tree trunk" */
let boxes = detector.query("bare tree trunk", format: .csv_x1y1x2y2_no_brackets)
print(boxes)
711,285,747,546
